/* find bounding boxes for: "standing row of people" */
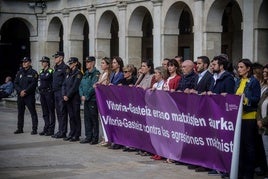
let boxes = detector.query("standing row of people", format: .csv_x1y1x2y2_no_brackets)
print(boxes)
12,53,268,178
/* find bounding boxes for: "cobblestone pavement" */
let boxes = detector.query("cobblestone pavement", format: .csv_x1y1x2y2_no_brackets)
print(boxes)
0,100,258,179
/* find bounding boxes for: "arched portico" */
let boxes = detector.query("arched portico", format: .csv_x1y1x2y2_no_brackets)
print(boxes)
69,14,89,65
0,18,31,82
47,17,63,65
128,6,153,67
163,2,193,60
96,10,119,59
205,0,242,61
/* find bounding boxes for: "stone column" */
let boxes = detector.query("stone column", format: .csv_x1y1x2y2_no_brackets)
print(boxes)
69,34,84,62
162,29,179,59
30,14,48,71
204,25,222,60
193,0,203,61
88,6,96,57
29,36,39,70
117,1,127,62
242,0,254,60
152,0,162,66
127,30,143,68
62,9,70,61
96,32,111,59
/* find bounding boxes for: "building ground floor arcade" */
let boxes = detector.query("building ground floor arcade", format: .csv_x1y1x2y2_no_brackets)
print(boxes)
0,0,267,82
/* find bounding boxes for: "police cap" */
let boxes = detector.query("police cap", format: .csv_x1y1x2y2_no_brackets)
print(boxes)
52,51,64,58
40,56,50,62
85,56,96,62
67,57,79,64
21,57,31,62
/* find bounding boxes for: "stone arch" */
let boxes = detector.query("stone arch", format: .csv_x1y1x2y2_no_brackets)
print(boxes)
69,14,89,65
205,0,242,62
47,16,63,63
256,0,268,64
163,2,194,60
96,10,119,59
0,18,32,82
127,6,153,66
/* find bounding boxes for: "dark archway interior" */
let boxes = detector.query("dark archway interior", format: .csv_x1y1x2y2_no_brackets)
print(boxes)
142,11,153,60
0,19,30,83
110,17,119,58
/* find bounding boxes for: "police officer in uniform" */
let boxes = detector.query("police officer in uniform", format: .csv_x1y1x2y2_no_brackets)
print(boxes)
62,57,83,142
38,56,56,136
14,57,39,134
51,51,69,139
79,56,100,144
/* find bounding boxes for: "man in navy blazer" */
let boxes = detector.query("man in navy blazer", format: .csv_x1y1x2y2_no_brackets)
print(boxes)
189,56,214,94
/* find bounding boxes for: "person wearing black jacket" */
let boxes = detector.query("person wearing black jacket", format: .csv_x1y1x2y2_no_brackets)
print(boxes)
51,51,69,139
38,56,55,136
14,57,39,135
62,57,83,142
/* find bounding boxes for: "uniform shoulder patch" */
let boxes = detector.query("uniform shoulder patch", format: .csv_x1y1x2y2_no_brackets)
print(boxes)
48,68,53,73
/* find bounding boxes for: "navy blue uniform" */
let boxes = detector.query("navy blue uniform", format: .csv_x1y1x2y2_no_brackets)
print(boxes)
52,62,69,138
39,68,56,135
14,66,38,132
62,67,82,139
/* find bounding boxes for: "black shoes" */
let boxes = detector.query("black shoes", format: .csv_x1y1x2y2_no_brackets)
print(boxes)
31,130,37,135
63,136,72,141
90,141,98,145
108,144,122,149
80,138,91,144
52,133,66,139
39,131,46,136
69,137,80,142
14,129,23,134
45,132,54,136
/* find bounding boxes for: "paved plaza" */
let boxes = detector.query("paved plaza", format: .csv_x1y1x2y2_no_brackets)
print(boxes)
0,100,259,179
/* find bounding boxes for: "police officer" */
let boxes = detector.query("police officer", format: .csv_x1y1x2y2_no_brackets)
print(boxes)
62,57,83,142
51,51,69,139
79,56,100,144
14,57,39,134
38,56,56,136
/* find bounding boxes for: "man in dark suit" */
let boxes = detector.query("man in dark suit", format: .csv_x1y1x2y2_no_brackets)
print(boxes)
189,56,214,94
188,56,214,172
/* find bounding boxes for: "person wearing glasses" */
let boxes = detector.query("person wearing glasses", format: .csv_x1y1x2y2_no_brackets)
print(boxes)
14,57,39,135
118,64,137,86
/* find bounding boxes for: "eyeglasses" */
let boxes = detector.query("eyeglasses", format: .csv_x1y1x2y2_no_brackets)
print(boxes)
123,71,129,73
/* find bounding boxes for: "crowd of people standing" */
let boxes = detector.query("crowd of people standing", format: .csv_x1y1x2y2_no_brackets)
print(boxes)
10,51,268,179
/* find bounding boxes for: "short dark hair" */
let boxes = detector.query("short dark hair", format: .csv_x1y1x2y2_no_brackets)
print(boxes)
212,55,228,70
197,56,210,66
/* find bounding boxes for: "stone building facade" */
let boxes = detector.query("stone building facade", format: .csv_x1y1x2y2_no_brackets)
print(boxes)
0,0,267,81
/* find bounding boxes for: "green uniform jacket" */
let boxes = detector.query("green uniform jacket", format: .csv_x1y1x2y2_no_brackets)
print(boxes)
79,67,100,101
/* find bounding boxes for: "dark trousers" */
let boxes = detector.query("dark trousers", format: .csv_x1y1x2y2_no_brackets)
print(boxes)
255,130,268,172
66,93,81,138
40,91,56,134
54,90,67,135
17,94,38,131
239,119,257,179
84,100,99,141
